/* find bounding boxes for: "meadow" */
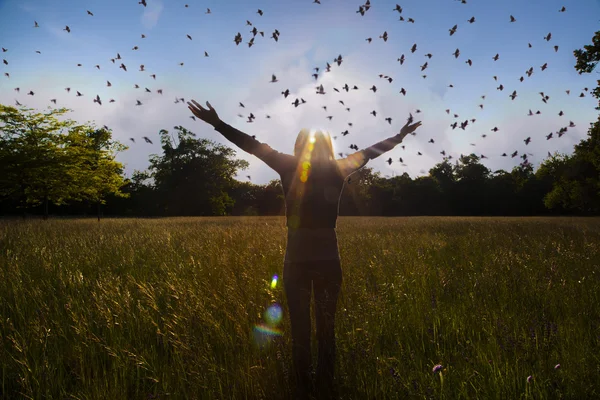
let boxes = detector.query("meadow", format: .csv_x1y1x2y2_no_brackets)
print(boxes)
0,217,599,399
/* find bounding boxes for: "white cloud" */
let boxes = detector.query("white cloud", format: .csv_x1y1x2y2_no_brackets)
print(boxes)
209,51,594,183
141,0,164,30
214,54,469,181
2,0,598,186
1,55,593,186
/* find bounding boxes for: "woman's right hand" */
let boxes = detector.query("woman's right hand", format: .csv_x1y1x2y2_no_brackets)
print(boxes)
187,100,221,127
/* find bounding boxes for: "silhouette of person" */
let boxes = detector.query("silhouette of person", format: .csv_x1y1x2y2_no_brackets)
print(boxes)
188,100,422,399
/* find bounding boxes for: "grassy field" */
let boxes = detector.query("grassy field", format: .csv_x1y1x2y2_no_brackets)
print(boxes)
0,217,599,399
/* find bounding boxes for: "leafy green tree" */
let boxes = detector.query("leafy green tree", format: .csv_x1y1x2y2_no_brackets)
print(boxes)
429,158,456,214
574,30,600,108
510,163,550,215
454,154,490,182
0,105,128,219
147,126,249,216
228,180,262,216
488,170,519,215
0,106,70,217
63,125,129,220
257,179,285,216
539,31,600,214
339,166,380,215
538,126,600,215
537,154,574,212
106,170,157,216
430,158,455,189
411,176,444,215
452,154,490,215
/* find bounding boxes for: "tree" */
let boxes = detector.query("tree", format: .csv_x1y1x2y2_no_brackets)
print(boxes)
257,180,285,216
0,105,128,219
106,170,157,216
0,106,69,217
510,163,549,215
539,31,600,214
147,126,249,216
63,125,129,220
538,124,600,215
488,170,519,215
574,30,600,108
228,180,262,216
339,166,380,215
452,154,490,215
410,176,444,215
429,158,456,214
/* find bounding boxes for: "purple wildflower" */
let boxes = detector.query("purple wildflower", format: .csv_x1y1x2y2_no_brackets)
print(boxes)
432,364,443,373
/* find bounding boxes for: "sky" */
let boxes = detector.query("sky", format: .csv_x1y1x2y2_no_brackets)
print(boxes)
1,0,600,184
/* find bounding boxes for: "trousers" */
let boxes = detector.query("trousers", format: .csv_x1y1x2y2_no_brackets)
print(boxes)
283,259,343,399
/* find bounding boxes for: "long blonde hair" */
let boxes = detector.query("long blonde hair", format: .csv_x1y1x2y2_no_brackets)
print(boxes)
294,129,335,161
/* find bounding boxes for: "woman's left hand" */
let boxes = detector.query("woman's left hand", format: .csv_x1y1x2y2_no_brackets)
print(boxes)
188,100,221,127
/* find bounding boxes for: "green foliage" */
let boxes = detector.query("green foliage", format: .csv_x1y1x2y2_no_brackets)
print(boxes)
429,158,455,187
0,105,128,215
537,30,600,213
454,154,490,182
145,126,249,216
1,217,599,399
573,30,600,107
0,106,74,208
574,31,600,73
258,180,285,215
537,32,600,213
539,121,600,214
339,166,380,215
69,126,130,204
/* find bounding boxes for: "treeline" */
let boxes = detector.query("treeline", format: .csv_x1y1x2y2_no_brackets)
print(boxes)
1,106,598,218
1,31,599,218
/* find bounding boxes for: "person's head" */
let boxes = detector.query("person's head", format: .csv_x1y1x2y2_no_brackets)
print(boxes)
294,129,335,162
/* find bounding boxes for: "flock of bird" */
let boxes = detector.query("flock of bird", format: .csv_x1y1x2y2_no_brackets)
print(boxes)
1,0,594,178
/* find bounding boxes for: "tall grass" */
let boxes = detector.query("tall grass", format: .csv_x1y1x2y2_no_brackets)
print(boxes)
0,217,599,399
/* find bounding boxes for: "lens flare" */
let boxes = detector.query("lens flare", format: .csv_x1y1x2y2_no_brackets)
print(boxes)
252,324,282,348
264,304,283,326
254,324,282,336
253,304,283,348
271,274,278,289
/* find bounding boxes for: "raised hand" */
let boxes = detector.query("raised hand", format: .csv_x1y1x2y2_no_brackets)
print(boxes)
399,120,422,139
187,100,221,127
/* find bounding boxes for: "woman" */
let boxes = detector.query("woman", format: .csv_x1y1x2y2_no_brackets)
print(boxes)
187,100,422,399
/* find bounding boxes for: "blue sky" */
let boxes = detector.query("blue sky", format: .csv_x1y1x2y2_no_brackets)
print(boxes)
1,0,599,184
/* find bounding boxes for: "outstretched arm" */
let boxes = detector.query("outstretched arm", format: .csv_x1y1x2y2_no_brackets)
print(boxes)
188,100,290,173
362,120,422,160
337,120,422,177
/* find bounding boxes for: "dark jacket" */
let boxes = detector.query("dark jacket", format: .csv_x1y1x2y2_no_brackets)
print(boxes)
214,121,403,228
